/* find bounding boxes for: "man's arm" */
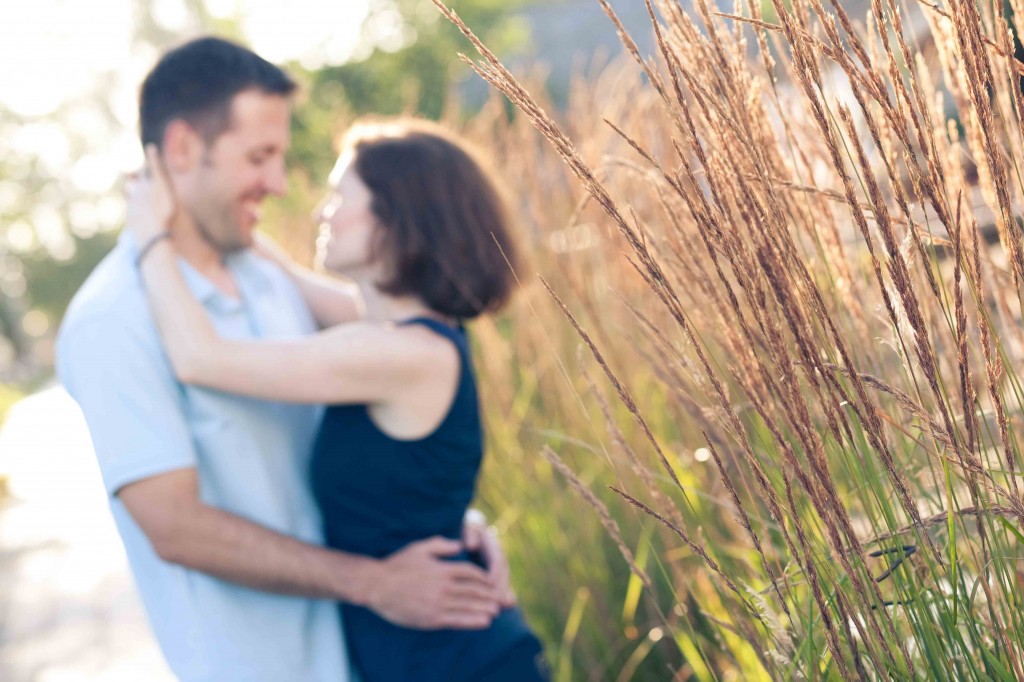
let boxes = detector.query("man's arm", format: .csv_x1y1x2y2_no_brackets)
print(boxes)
119,468,501,629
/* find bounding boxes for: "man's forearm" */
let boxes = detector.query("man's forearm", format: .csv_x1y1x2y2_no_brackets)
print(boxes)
157,502,376,604
120,469,502,629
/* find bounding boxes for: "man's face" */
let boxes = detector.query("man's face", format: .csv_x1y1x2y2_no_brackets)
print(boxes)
176,89,291,253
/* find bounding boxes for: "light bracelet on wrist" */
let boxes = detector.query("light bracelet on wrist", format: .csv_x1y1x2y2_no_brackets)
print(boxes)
136,231,171,268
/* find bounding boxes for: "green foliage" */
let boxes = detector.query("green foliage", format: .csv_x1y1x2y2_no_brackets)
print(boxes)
320,0,530,117
23,231,118,327
289,0,533,181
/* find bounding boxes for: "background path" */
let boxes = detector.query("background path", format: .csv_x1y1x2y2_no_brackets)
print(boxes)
0,385,173,681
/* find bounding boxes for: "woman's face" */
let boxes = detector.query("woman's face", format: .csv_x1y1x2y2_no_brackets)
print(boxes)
315,152,380,276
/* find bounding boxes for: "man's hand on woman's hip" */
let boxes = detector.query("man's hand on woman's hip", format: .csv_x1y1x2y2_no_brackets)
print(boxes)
366,536,502,630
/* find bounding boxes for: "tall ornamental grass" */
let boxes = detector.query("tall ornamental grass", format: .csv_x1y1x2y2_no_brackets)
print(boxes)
268,0,1024,675
417,0,1024,679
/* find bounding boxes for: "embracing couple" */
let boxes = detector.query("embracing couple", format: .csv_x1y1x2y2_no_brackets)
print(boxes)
56,36,547,681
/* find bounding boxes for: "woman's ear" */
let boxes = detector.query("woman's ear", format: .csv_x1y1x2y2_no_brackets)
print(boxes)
161,120,204,174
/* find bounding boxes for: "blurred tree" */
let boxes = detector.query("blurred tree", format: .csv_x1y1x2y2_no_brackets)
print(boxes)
2,0,536,384
0,2,232,384
290,0,534,182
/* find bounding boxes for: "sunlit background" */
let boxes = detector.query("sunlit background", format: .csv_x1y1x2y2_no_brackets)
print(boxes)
8,1,1024,679
0,0,440,388
0,1,659,679
1,0,373,178
2,0,372,387
0,0,656,395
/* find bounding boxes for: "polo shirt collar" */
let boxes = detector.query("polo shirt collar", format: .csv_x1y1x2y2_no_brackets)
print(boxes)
177,259,237,313
226,250,273,298
123,231,267,314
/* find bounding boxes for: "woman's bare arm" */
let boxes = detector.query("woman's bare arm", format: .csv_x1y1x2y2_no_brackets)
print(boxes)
253,232,364,328
136,232,452,404
128,145,456,406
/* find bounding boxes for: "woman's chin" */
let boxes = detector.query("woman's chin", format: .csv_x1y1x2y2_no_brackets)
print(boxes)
318,251,354,275
323,255,363,277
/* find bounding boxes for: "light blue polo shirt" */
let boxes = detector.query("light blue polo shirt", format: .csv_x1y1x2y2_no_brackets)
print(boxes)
56,233,351,682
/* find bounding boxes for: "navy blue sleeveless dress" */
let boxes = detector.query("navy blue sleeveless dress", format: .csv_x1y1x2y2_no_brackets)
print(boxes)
310,317,547,682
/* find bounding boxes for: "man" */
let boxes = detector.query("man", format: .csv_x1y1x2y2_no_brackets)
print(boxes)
56,36,507,681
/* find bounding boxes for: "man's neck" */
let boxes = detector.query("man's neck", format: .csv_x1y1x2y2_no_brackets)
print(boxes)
170,216,240,299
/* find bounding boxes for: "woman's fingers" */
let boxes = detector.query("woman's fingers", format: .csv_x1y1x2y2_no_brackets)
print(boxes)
143,144,160,176
141,144,176,229
445,561,495,587
145,145,170,188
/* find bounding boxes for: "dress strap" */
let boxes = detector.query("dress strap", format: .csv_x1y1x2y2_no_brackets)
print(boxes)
400,316,471,358
399,316,465,340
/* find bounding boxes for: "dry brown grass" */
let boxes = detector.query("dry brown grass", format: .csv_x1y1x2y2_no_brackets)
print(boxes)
416,0,1024,678
263,0,1024,674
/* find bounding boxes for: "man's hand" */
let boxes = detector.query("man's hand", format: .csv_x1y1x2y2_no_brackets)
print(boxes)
366,536,501,630
463,509,516,607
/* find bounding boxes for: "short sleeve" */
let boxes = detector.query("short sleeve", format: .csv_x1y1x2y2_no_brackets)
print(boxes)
56,315,197,496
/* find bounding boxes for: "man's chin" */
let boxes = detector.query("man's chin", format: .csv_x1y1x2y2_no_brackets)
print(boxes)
202,224,252,254
222,238,252,254
233,232,255,251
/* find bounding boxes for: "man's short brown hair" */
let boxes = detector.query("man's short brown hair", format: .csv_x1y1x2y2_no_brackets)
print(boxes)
140,36,296,149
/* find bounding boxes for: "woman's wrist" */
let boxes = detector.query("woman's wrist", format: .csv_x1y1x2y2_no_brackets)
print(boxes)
253,234,299,274
136,231,171,268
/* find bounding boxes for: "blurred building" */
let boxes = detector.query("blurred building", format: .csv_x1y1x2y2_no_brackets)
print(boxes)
515,0,659,92
459,0,662,108
464,0,924,110
502,0,948,121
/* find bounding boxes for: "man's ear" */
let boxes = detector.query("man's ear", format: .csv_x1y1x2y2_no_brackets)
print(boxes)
161,120,205,174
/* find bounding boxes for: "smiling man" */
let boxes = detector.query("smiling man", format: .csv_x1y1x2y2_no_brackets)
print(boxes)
56,37,505,681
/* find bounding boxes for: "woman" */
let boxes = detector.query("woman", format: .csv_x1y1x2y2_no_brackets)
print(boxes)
129,118,547,681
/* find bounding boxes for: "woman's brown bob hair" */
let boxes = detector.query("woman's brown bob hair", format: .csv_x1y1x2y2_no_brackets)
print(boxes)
341,118,519,319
